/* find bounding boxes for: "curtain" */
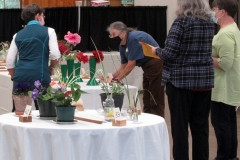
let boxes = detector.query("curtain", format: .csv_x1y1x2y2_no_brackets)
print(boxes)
0,6,167,52
45,7,78,40
0,9,23,41
78,6,167,52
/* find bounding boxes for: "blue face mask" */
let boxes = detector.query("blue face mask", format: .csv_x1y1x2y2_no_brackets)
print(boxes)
211,12,218,24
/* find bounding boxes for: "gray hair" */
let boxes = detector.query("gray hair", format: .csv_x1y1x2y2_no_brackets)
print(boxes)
176,0,213,20
107,21,128,33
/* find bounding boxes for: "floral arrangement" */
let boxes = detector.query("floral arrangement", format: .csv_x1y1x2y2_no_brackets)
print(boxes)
58,31,81,60
0,41,10,52
13,82,31,96
91,50,104,63
44,70,86,106
76,52,88,64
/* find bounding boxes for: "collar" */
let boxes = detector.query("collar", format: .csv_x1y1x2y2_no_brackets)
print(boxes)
27,20,41,26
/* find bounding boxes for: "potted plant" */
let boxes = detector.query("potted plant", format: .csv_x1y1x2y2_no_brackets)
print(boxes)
28,80,57,117
44,70,87,122
99,77,125,110
12,82,32,115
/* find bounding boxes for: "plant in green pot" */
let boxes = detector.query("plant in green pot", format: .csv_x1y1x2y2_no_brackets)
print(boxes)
28,80,57,118
45,71,87,122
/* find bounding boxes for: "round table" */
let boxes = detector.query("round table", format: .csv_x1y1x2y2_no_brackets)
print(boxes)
0,110,170,160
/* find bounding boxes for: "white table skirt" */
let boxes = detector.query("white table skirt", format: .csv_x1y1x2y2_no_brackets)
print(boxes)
0,110,170,160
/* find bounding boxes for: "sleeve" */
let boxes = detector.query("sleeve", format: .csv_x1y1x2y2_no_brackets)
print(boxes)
127,38,144,61
6,34,18,69
216,32,235,71
48,28,61,60
156,18,183,60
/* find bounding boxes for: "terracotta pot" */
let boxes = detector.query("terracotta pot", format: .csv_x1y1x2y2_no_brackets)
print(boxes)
12,95,32,115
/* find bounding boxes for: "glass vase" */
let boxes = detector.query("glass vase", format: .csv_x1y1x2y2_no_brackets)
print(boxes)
86,57,98,86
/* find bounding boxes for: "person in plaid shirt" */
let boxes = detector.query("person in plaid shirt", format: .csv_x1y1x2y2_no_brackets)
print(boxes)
152,0,215,159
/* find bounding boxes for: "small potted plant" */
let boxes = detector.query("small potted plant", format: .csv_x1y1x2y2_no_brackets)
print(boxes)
12,82,32,115
99,76,125,110
45,70,87,122
28,80,57,117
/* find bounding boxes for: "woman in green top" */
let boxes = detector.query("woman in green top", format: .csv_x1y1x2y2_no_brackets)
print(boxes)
211,0,239,160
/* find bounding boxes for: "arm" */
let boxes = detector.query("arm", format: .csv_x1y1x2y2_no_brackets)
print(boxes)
6,34,18,79
112,63,127,78
114,60,136,80
48,28,61,60
155,18,183,60
214,32,235,71
49,59,59,76
212,57,222,69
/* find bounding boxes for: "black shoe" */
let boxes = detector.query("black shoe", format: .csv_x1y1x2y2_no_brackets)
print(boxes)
229,158,239,160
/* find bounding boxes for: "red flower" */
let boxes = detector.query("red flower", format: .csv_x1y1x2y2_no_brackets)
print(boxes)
64,91,72,97
92,50,104,63
58,42,70,56
76,52,89,64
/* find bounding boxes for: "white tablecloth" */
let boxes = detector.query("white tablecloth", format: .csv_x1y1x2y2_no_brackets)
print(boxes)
0,110,170,160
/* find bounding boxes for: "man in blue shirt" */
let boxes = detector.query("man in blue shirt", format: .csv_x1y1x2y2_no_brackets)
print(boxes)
107,21,165,118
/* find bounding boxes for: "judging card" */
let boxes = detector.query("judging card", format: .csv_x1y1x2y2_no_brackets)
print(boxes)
113,107,121,120
24,105,32,117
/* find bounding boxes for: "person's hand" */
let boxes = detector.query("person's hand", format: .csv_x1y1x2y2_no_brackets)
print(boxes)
152,47,159,55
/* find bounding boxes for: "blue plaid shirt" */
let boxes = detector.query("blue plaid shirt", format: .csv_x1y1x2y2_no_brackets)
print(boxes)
156,16,215,89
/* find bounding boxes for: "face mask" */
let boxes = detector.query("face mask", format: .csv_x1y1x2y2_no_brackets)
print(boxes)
211,12,218,24
111,36,122,44
39,17,45,26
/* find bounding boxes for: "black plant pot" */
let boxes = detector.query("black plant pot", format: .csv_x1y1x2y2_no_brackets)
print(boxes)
99,93,124,111
37,100,57,117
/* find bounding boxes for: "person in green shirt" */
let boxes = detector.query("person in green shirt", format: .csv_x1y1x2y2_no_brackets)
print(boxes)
211,0,239,160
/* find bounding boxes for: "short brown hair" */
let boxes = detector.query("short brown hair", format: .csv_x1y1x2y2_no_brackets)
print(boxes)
212,0,238,18
21,4,45,23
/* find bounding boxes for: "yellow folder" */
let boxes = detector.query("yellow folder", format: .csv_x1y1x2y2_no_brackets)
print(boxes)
139,41,160,59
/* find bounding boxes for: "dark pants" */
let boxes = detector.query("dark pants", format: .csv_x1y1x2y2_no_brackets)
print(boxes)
141,58,165,117
166,82,211,160
211,101,238,160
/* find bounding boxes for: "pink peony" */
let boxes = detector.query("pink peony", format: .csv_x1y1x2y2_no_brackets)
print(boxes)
64,31,81,46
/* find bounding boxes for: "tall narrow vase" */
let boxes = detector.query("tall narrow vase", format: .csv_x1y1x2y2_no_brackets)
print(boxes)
87,57,98,86
60,64,68,82
67,59,74,82
74,61,83,82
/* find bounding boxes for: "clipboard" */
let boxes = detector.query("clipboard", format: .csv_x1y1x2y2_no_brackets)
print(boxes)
139,41,160,59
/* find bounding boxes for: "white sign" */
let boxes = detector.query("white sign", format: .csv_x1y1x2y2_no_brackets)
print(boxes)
113,107,121,120
24,105,32,117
